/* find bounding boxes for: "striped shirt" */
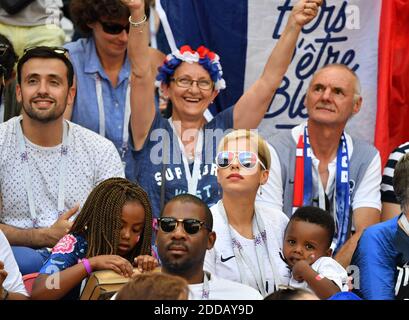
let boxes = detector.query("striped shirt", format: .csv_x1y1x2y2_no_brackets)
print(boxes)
381,142,409,203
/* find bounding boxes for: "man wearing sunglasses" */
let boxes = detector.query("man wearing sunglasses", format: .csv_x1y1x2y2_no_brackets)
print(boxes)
260,64,381,269
64,0,164,179
156,194,263,300
0,46,124,275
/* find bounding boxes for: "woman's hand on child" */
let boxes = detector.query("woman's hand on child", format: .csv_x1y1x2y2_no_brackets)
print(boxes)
134,255,159,273
89,255,134,277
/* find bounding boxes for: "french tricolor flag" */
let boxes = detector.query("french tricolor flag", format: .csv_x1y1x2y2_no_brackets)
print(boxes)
156,0,409,165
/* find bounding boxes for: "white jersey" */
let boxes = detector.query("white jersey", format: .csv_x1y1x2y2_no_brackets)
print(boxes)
289,256,349,292
0,116,125,228
0,230,28,296
188,273,263,300
204,201,290,295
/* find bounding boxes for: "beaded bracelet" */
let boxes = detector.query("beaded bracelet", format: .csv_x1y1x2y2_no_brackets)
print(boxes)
128,14,147,28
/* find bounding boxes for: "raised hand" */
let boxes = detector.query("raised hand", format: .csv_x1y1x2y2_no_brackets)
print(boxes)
89,255,134,278
46,204,79,247
133,255,159,273
291,0,322,27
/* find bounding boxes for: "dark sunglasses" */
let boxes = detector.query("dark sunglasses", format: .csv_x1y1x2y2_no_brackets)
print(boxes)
23,46,68,56
99,20,130,35
158,217,210,235
215,151,266,170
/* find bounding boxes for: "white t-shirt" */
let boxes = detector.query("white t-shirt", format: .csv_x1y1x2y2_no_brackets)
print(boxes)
0,230,28,296
258,122,381,214
0,116,125,228
188,273,263,300
205,201,290,295
289,256,349,292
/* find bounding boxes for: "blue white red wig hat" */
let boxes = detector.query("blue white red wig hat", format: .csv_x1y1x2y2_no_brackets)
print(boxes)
155,45,226,91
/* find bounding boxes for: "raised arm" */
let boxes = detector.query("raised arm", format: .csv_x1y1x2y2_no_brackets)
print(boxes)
234,0,322,129
122,0,156,150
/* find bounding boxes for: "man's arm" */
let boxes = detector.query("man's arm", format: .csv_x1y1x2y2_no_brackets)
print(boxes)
0,205,79,248
334,207,380,268
381,202,401,221
0,223,50,248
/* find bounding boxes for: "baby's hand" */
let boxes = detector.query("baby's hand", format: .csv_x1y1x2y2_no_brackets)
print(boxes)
292,254,315,282
133,255,159,273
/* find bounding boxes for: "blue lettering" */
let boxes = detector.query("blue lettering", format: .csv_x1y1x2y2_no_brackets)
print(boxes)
266,0,359,125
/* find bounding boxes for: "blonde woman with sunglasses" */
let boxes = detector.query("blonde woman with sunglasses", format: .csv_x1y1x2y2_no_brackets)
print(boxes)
204,130,290,297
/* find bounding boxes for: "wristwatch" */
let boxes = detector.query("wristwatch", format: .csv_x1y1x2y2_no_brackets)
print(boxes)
0,287,9,300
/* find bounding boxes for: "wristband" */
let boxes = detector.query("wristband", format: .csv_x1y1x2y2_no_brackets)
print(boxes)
80,258,92,276
315,274,324,281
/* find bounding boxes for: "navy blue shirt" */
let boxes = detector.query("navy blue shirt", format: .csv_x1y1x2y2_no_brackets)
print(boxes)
132,107,234,220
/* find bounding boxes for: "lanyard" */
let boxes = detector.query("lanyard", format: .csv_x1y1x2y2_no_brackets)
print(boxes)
201,271,210,299
168,118,203,196
95,74,131,160
16,116,70,226
293,126,350,253
217,201,279,296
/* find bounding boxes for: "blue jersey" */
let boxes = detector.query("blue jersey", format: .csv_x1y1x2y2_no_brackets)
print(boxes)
352,215,409,300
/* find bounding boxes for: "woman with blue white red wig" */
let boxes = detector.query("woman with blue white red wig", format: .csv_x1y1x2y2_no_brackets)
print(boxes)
121,0,322,224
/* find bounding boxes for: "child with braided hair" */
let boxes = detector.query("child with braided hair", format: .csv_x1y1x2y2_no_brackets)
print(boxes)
31,177,158,300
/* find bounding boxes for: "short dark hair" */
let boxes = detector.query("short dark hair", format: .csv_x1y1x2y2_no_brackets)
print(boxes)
393,153,409,212
288,206,335,248
161,194,213,231
0,34,18,81
17,46,74,88
70,0,150,37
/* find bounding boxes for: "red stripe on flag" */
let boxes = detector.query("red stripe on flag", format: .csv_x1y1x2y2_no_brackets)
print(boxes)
375,0,409,167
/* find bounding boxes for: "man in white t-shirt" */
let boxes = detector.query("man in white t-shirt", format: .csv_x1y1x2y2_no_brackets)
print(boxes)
156,194,262,300
0,230,28,300
0,46,124,275
258,64,381,268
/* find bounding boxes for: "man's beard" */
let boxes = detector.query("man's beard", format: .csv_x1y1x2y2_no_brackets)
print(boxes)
160,254,195,276
22,95,65,123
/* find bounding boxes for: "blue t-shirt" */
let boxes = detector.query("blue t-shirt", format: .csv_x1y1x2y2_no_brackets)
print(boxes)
64,38,135,179
352,215,409,300
132,107,234,220
40,233,88,299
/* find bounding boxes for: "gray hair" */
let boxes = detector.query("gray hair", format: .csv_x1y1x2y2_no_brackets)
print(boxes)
393,153,409,213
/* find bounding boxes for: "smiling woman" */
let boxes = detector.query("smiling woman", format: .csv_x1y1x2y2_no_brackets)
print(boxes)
122,0,323,229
